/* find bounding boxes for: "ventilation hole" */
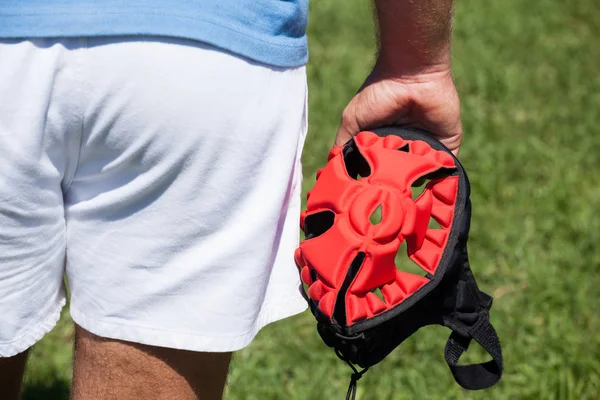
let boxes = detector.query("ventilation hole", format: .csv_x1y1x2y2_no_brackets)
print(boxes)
369,204,383,225
333,252,366,326
426,168,456,181
411,168,455,200
342,141,371,180
428,216,443,229
411,177,430,200
304,211,335,239
372,287,386,302
395,240,428,277
397,144,410,152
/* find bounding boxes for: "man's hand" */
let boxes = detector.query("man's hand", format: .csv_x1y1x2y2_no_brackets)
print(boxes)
337,0,462,155
335,64,462,154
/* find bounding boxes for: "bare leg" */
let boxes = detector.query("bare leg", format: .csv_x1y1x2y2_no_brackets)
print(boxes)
0,350,28,400
72,325,232,400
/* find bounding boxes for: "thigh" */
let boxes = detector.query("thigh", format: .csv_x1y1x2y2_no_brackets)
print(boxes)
72,325,231,400
65,37,308,353
0,38,81,357
0,351,29,400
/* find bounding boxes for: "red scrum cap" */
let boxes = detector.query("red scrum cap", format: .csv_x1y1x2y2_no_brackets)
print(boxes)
295,127,503,398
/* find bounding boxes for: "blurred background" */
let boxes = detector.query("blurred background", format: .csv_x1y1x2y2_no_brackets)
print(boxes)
23,0,600,399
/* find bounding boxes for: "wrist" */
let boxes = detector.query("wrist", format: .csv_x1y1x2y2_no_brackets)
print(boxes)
374,50,452,79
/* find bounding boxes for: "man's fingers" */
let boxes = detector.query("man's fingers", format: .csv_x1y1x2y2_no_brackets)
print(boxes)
334,125,354,147
333,73,462,154
335,102,361,146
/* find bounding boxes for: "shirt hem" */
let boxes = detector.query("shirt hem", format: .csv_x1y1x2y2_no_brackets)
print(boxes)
0,12,308,67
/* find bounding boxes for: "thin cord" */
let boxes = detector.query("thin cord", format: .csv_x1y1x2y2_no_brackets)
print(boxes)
335,348,369,400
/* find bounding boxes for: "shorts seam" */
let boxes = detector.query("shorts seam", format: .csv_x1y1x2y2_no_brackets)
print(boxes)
61,37,87,192
0,298,66,358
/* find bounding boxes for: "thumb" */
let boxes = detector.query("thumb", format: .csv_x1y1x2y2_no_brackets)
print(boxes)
334,81,414,148
335,105,361,147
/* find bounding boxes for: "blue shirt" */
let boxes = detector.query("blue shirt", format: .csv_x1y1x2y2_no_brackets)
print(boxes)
0,1,308,67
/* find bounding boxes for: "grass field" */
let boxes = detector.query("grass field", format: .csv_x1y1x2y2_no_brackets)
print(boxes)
21,0,600,399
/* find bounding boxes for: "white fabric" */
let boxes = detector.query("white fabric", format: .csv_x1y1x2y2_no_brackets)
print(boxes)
0,37,308,357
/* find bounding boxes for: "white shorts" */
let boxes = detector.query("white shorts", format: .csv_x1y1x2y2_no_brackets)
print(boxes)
0,37,308,357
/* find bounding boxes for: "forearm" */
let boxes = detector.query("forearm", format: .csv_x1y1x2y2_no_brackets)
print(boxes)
375,0,455,73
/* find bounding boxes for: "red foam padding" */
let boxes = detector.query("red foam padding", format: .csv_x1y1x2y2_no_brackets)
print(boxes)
406,188,433,254
426,229,448,247
347,294,368,323
300,219,361,288
299,132,460,325
432,177,459,205
319,291,336,317
395,270,429,294
409,240,442,275
308,281,327,302
301,266,312,286
365,292,388,316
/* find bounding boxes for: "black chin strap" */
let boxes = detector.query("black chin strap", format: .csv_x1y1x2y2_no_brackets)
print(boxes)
444,315,503,390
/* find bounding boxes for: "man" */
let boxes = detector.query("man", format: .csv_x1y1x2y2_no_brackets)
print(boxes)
0,0,461,399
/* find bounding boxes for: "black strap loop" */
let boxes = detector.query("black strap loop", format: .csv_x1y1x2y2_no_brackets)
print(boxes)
444,316,503,390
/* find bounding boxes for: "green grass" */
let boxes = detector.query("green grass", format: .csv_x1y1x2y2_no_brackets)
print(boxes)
22,0,600,398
